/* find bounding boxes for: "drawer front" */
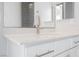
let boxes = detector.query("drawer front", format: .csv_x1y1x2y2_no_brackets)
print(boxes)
54,39,72,56
72,36,79,47
41,52,53,57
25,42,54,57
55,50,71,57
37,50,54,57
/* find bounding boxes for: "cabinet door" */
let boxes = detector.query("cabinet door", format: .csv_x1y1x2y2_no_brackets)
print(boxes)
7,40,25,57
68,46,79,57
75,46,79,57
54,39,72,56
69,47,77,57
55,50,71,57
25,42,54,57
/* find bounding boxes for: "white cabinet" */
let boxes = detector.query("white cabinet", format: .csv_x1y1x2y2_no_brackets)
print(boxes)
53,38,72,56
71,36,79,57
70,47,77,57
55,50,71,57
6,35,79,57
26,42,54,57
7,39,55,57
7,40,25,57
71,36,79,47
55,45,79,57
54,36,79,57
55,46,77,57
74,46,79,57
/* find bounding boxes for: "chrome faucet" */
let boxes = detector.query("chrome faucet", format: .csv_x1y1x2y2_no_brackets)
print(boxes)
36,10,40,34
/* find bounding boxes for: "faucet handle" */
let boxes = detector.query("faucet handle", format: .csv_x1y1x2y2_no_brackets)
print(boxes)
34,25,40,34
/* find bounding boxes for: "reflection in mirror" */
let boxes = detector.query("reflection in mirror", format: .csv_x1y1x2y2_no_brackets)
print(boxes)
22,2,34,28
56,3,63,21
4,2,34,28
4,2,56,29
65,2,74,19
34,2,55,28
56,2,74,21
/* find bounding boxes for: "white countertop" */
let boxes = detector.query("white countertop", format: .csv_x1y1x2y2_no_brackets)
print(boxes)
4,29,79,47
4,19,79,47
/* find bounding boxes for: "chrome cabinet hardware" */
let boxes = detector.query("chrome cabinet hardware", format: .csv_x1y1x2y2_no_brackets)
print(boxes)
74,41,79,44
35,50,54,57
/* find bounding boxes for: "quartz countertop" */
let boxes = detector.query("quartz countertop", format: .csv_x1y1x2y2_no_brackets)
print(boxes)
4,28,79,47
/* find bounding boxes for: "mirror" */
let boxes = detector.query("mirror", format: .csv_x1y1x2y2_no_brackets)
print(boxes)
22,2,34,28
56,3,63,21
4,2,55,28
34,2,55,28
4,2,74,28
4,2,34,28
56,2,74,21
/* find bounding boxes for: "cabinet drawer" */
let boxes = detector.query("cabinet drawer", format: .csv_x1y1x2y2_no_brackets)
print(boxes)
54,39,72,56
55,50,71,57
72,36,79,47
25,42,54,57
36,50,54,57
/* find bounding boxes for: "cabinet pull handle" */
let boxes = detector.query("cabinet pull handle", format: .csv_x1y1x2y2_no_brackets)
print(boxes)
74,41,77,44
35,50,54,57
74,41,79,44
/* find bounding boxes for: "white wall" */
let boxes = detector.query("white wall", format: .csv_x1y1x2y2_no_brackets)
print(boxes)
0,2,7,56
4,2,21,27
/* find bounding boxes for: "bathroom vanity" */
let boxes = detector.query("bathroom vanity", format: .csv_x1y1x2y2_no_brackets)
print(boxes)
4,28,79,57
5,34,79,57
3,2,79,57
